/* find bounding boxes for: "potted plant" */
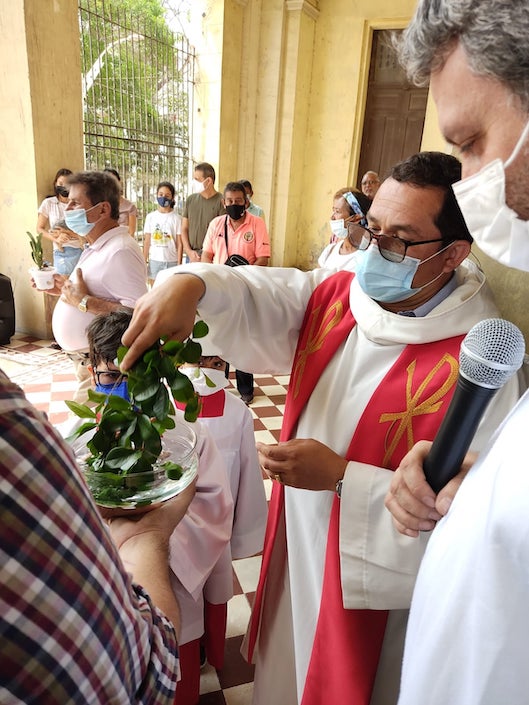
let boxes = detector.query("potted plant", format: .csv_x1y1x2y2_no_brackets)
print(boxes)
27,231,56,290
65,320,209,512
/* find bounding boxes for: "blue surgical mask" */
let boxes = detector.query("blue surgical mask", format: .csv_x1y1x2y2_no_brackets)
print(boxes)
355,244,448,303
64,203,100,236
329,219,348,240
95,379,130,401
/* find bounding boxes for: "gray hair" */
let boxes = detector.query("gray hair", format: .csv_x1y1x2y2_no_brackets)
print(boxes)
394,0,529,111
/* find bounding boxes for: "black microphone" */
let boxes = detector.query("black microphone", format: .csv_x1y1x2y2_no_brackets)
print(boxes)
424,318,525,493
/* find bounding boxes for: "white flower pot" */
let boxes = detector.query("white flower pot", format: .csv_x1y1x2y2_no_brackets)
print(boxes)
30,266,56,290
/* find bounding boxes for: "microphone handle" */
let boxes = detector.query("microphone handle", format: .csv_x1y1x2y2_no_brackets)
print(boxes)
424,376,497,494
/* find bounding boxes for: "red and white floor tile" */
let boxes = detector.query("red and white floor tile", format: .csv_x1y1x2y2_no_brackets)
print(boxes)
1,333,286,705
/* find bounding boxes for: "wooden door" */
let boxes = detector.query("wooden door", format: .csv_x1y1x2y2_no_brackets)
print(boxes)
357,31,428,186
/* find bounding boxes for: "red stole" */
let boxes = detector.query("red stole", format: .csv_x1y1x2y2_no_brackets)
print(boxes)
247,271,464,705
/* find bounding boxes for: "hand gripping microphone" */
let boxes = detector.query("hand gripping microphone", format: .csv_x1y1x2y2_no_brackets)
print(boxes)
424,318,525,493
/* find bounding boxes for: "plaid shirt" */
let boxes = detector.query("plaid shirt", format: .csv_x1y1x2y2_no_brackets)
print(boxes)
0,372,178,704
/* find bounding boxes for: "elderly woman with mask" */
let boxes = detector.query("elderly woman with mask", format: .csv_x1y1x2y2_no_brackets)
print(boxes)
318,187,370,271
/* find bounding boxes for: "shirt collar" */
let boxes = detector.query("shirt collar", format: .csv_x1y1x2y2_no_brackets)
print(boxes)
398,274,458,318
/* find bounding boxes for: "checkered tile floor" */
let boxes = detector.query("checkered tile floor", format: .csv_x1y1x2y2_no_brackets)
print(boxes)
1,333,287,705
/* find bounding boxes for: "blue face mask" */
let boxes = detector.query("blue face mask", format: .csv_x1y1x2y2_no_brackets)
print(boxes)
64,203,100,236
95,379,130,401
355,245,447,303
157,196,174,208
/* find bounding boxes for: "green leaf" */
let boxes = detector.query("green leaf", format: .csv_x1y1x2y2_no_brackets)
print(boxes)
160,355,177,384
170,372,195,402
163,461,183,480
99,410,129,434
103,394,132,411
183,395,201,423
116,345,128,365
119,416,138,445
104,447,143,471
144,434,162,458
161,339,184,355
192,320,209,338
87,388,110,405
142,348,159,364
204,372,217,388
132,377,162,402
65,421,98,443
137,413,159,442
180,340,202,364
126,453,157,474
152,416,176,435
64,400,97,419
88,429,112,455
152,383,170,420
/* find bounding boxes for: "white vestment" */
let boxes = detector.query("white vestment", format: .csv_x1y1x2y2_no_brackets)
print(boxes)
156,261,520,704
198,390,268,604
398,388,529,705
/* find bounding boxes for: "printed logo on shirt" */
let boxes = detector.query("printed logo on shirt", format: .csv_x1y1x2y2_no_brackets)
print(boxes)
243,232,254,242
152,225,172,247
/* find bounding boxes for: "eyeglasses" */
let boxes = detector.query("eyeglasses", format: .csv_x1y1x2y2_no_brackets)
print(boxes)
361,180,379,186
346,223,445,263
94,369,128,386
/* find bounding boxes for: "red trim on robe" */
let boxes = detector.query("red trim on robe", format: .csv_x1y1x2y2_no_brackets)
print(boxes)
175,389,226,418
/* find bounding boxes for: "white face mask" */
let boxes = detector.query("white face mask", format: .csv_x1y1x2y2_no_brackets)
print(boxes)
453,120,529,272
179,366,228,396
329,219,348,240
192,178,206,194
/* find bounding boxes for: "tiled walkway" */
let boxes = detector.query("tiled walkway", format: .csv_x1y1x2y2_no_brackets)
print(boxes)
1,333,287,705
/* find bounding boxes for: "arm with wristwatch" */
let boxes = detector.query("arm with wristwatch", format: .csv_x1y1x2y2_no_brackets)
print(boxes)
46,268,130,315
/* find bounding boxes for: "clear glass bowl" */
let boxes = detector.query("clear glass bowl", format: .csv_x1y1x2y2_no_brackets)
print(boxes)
80,418,198,512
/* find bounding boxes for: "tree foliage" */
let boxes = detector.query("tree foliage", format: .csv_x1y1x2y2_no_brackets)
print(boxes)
79,0,194,225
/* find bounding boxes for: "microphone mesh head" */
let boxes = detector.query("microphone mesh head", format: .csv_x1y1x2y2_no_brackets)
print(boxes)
460,318,526,389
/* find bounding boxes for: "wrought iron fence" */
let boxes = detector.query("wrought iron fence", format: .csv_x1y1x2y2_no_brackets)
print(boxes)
78,0,195,238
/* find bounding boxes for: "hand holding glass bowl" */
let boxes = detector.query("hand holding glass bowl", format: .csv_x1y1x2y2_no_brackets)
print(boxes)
79,417,199,513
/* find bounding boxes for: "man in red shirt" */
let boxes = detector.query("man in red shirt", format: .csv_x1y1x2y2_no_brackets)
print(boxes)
201,181,270,265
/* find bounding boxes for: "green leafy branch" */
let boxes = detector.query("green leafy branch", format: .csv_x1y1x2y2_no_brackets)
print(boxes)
65,320,209,481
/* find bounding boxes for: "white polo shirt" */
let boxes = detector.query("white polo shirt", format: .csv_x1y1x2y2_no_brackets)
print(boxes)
52,225,147,351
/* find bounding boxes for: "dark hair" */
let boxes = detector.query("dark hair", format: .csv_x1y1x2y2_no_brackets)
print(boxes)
223,181,248,200
87,310,133,369
53,168,72,185
157,180,175,199
388,152,472,244
239,179,253,192
195,162,216,183
67,171,120,220
333,187,370,217
104,168,121,181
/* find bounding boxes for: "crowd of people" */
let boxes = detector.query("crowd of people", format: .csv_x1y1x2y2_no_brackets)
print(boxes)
5,0,529,703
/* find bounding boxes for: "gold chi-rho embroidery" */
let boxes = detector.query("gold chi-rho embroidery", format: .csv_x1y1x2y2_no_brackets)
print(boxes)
379,353,459,466
291,301,344,399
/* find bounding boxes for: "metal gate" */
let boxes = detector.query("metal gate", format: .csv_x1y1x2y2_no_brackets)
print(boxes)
78,0,195,237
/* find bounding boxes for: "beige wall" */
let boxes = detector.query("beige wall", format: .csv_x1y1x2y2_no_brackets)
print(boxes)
1,0,84,337
210,0,417,268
